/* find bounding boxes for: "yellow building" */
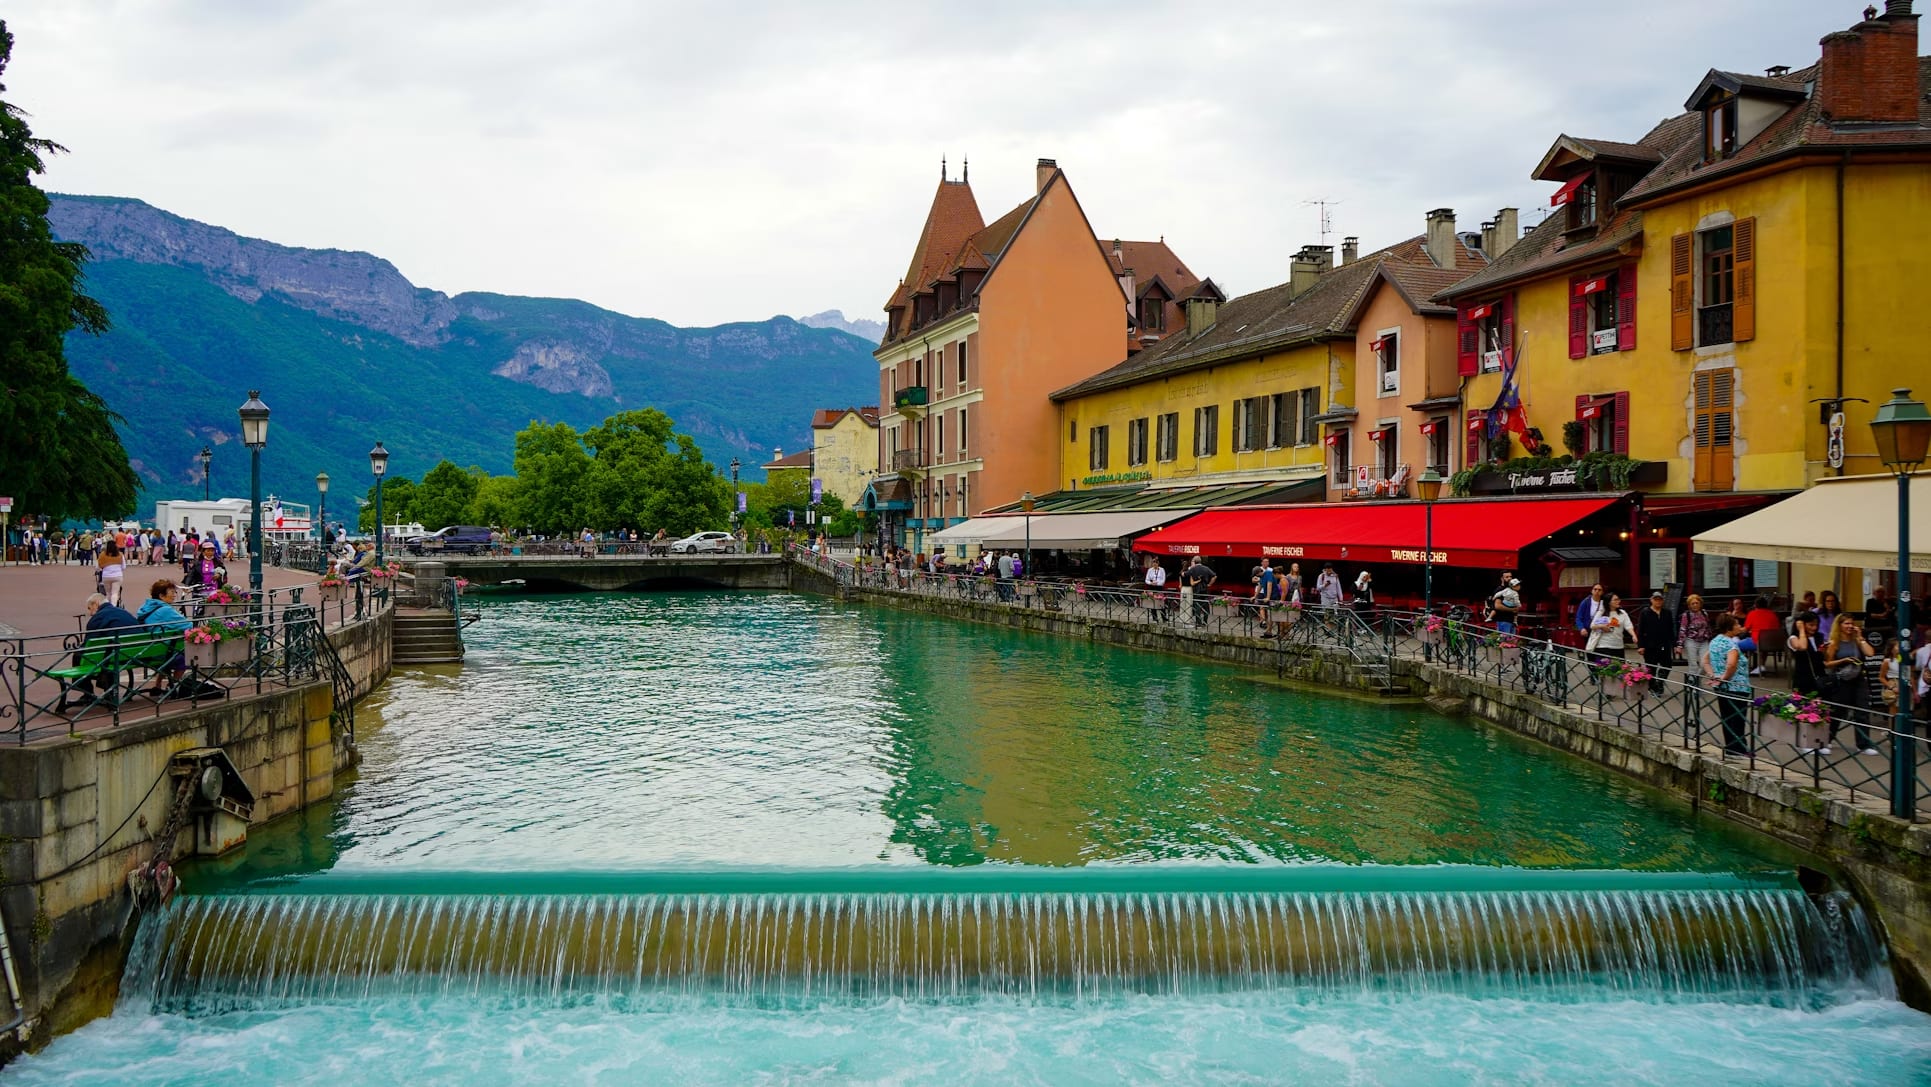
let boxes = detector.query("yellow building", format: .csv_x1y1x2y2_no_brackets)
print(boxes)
809,407,879,507
1440,2,1931,603
1050,221,1485,503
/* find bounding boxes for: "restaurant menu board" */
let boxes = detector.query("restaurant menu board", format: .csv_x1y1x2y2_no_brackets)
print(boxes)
1648,548,1677,590
1703,553,1732,590
1752,559,1780,588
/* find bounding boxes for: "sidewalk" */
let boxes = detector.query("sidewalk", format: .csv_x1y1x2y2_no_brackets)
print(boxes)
0,561,325,638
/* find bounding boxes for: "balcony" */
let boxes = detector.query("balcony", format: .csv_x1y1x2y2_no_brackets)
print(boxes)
891,448,927,472
1697,303,1733,348
892,385,929,416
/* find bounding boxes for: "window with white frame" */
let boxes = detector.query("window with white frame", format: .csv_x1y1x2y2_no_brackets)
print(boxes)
1476,306,1505,372
1192,405,1219,457
1374,332,1400,395
1374,425,1399,478
958,406,968,454
1233,397,1266,452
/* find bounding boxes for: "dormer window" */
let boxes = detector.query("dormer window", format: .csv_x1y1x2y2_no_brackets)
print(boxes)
1137,297,1165,332
1551,173,1597,232
1705,91,1739,161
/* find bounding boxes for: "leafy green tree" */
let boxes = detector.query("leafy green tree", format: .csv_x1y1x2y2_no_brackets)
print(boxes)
466,471,520,529
581,408,728,536
511,420,593,533
0,22,137,522
412,459,480,529
357,476,418,532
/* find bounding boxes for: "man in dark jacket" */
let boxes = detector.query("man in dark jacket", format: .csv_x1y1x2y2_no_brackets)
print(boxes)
1636,590,1676,693
61,592,140,708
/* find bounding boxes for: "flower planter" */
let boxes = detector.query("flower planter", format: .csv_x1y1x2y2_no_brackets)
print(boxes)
186,636,249,671
318,582,345,605
1500,645,1522,669
1757,711,1827,752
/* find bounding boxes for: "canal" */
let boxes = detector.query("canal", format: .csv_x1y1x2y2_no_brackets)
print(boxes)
9,592,1931,1084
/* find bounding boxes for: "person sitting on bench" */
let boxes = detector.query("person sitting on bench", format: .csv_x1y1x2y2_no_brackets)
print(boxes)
58,592,140,709
133,579,194,696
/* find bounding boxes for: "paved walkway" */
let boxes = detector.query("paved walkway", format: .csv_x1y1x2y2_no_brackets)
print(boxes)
0,560,326,637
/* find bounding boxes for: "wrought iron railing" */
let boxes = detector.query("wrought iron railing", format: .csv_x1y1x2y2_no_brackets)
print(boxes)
785,546,1927,818
1698,303,1734,346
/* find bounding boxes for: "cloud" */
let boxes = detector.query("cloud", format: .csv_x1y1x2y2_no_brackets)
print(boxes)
6,0,1844,325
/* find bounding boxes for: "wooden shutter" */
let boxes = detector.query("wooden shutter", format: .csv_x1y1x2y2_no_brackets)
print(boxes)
1612,390,1630,455
1694,369,1736,491
1568,279,1588,359
1456,307,1478,375
1670,233,1694,351
1500,294,1516,370
1466,410,1484,467
1616,263,1637,351
1732,217,1756,343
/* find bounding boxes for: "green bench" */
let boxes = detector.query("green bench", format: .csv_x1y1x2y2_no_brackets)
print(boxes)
47,633,181,714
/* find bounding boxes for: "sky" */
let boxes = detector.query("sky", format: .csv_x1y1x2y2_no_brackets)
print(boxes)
6,0,1855,328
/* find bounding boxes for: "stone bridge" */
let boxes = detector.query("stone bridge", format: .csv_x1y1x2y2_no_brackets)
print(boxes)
410,553,792,592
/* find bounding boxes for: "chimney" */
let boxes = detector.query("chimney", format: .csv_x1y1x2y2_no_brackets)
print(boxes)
1289,245,1333,298
1035,158,1058,193
773,447,783,463
1185,294,1217,337
1479,220,1496,257
1120,266,1136,309
1818,1,1920,123
1425,208,1457,269
1765,64,1792,77
1341,236,1359,265
1491,208,1520,260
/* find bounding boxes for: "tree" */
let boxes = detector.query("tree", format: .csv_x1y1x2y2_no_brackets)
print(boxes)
412,459,480,529
511,420,593,533
581,408,728,536
0,22,137,522
466,471,520,529
357,476,418,532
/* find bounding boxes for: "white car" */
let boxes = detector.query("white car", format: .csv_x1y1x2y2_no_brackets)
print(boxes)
668,531,739,554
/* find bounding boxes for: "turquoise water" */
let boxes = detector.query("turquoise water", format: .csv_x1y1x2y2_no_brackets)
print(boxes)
9,592,1931,1084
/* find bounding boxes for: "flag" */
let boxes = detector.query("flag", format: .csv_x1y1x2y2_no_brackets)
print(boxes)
269,498,285,528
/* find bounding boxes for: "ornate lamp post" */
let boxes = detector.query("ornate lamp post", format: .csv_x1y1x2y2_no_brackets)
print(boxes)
1022,490,1035,577
730,457,742,532
1870,388,1930,820
198,446,214,501
237,392,270,625
315,471,331,573
369,442,390,568
1416,467,1445,658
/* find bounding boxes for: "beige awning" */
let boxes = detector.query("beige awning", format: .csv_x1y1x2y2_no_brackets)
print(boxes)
928,517,1020,547
1692,472,1931,573
976,509,1190,551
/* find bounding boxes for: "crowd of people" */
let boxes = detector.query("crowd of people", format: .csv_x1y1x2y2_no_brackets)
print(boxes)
11,525,247,569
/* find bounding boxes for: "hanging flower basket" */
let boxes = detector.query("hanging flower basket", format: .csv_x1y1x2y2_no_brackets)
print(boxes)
317,579,346,604
1620,668,1654,700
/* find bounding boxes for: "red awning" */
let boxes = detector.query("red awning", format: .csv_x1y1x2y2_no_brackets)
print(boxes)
1420,422,1437,435
1466,302,1495,321
1370,336,1392,352
1368,429,1387,442
1131,496,1622,569
1575,274,1611,296
1467,414,1486,431
1550,176,1586,207
1579,396,1614,419
1324,433,1341,447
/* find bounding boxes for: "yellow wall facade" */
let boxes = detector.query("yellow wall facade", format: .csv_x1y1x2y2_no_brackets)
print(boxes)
1054,341,1349,491
812,412,879,508
1460,161,1931,495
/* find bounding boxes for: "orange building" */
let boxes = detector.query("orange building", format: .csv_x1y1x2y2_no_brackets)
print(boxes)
865,159,1185,552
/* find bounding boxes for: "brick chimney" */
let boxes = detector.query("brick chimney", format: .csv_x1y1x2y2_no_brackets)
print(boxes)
1185,294,1217,337
1341,236,1360,265
1479,220,1496,257
1289,245,1333,298
1035,158,1058,193
1819,1,1921,123
1425,208,1458,269
1491,208,1520,260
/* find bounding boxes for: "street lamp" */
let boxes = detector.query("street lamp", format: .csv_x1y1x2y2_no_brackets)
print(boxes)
1870,387,1930,820
729,457,741,531
1416,467,1444,659
1022,490,1035,578
369,441,390,568
238,392,269,601
198,446,214,501
316,471,331,573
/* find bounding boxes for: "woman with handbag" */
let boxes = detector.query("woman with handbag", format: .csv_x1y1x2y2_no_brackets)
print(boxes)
1678,594,1714,685
1585,593,1635,658
1823,616,1877,755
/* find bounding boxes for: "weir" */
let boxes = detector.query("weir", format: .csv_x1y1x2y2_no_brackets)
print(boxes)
124,870,1890,1011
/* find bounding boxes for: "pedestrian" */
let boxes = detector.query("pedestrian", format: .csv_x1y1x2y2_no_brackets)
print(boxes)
1490,578,1523,634
1636,591,1675,693
96,539,125,607
1678,594,1714,685
1864,584,1897,638
1585,592,1634,658
1315,564,1343,609
1823,616,1878,755
1575,583,1606,633
1817,591,1844,640
1182,556,1215,626
1743,595,1783,675
1254,559,1277,637
1706,613,1753,757
1352,570,1375,627
1784,611,1830,752
1276,562,1303,638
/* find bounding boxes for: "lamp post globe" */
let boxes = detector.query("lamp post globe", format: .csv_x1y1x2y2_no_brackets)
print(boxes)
198,446,214,501
1021,490,1035,579
236,392,270,622
1870,388,1929,820
370,442,390,567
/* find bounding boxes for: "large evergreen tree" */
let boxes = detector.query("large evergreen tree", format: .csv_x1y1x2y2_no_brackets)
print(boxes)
0,21,136,522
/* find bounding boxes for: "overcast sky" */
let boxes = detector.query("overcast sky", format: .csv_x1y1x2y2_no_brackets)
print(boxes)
8,0,1852,328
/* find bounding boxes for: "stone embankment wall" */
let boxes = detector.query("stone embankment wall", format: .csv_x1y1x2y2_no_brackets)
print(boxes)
817,577,1931,1010
0,608,393,1054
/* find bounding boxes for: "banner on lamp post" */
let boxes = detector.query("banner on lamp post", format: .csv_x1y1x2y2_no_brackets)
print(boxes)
810,478,823,503
736,492,747,514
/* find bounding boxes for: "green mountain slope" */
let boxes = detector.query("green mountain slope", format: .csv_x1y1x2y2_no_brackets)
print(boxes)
51,194,878,516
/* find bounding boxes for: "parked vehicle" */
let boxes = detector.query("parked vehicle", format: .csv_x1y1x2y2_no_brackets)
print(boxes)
668,531,739,554
408,525,493,555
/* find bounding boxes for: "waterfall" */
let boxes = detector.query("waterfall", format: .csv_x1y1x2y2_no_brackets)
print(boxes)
122,884,1891,1014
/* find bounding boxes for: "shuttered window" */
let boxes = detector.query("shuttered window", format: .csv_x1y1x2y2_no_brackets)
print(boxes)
1693,369,1736,492
1156,413,1179,462
1670,234,1694,351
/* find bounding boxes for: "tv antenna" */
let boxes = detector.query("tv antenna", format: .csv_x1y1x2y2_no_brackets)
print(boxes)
1303,199,1342,245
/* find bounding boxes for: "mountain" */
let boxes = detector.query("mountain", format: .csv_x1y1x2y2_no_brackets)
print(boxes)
47,194,878,514
797,309,885,344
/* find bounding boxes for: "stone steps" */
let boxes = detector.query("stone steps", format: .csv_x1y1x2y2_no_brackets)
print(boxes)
392,609,464,664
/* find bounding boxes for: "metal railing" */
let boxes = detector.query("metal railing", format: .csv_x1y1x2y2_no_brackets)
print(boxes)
788,546,1928,818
